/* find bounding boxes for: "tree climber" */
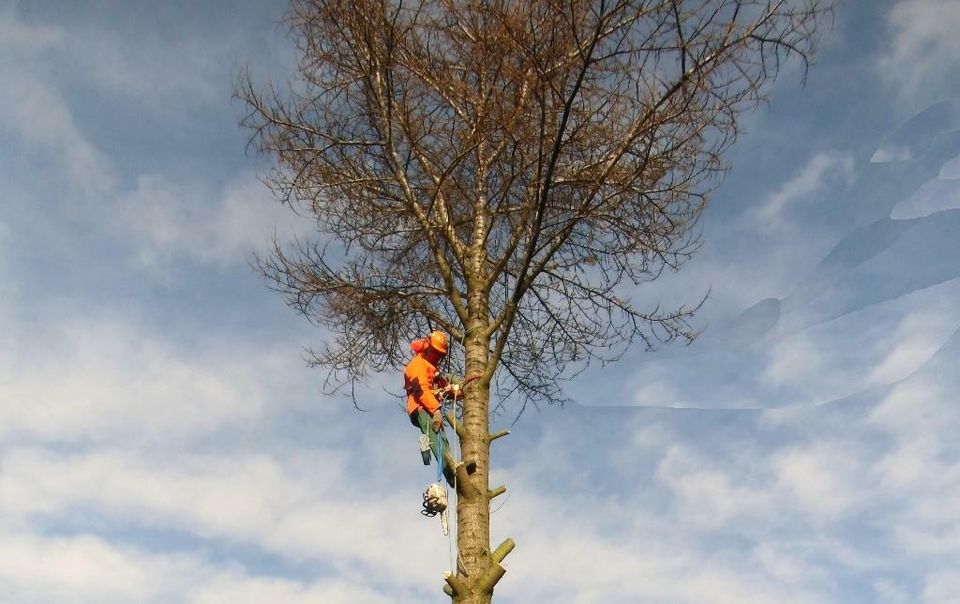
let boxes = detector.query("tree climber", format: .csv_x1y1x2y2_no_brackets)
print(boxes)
405,330,458,487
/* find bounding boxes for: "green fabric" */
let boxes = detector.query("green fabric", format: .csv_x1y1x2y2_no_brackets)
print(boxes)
414,409,449,466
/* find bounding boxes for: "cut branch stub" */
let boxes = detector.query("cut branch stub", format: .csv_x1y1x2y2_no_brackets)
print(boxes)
442,449,459,476
455,462,483,499
479,563,506,595
443,571,468,598
480,539,516,595
491,538,515,564
488,429,510,442
441,539,516,598
445,411,464,438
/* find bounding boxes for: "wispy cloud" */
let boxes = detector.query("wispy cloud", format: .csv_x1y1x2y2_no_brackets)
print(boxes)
0,531,204,604
0,530,411,604
0,314,285,444
0,443,449,591
869,305,960,385
2,1,959,602
877,0,960,105
112,173,305,272
890,173,960,219
0,7,299,275
753,152,855,230
0,10,114,195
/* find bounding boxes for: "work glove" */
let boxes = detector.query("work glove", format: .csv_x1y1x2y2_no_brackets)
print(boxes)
432,410,443,432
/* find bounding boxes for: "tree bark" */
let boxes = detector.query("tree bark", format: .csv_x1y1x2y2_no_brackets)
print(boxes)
455,314,493,603
444,298,514,603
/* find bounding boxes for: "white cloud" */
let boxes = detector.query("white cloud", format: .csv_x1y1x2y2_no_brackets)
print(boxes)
873,579,912,604
869,306,960,384
113,173,305,272
1,3,236,116
0,445,445,589
0,311,311,444
869,379,959,444
190,574,403,604
761,333,822,387
4,3,960,603
759,278,960,404
66,30,222,112
890,176,960,219
0,5,63,53
940,154,960,179
656,439,865,528
0,8,297,273
772,443,862,520
751,543,829,589
870,144,913,164
498,492,826,604
924,572,960,604
878,0,960,105
0,9,115,196
865,354,960,559
0,532,195,604
631,378,682,408
0,530,412,604
495,446,841,604
656,444,774,527
753,152,855,229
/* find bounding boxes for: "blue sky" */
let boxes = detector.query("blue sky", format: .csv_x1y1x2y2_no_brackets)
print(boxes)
2,0,959,602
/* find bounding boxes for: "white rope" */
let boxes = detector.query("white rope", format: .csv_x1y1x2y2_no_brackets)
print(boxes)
447,330,467,577
445,393,459,573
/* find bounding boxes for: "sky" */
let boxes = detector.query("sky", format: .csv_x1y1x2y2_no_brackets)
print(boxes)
1,0,959,602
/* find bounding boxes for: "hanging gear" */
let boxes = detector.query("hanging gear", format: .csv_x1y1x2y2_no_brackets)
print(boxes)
419,434,432,465
421,482,447,516
421,482,449,535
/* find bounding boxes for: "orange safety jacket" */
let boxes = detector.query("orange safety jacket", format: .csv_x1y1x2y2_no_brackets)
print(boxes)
404,344,447,420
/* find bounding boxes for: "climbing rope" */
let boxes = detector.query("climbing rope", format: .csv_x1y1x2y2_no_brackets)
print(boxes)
445,399,458,570
420,390,452,537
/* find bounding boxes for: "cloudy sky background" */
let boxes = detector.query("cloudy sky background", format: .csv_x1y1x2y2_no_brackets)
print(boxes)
2,0,959,602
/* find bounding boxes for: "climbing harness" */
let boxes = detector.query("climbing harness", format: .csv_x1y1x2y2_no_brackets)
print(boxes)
435,374,478,400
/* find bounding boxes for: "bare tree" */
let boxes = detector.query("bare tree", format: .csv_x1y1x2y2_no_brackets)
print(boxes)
238,0,832,601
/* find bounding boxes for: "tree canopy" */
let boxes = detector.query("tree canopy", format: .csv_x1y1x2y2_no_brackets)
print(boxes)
240,0,831,407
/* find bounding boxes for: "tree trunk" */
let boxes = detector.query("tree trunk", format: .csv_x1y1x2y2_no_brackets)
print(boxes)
444,316,513,603
456,320,493,603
